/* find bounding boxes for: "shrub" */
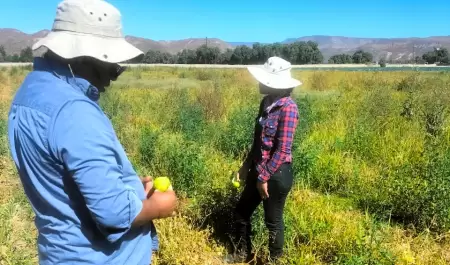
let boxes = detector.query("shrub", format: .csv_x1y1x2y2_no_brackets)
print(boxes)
164,88,206,142
196,80,225,122
308,71,330,91
195,69,215,81
217,105,256,159
99,89,124,120
9,67,18,76
154,134,208,196
0,120,8,157
139,126,159,167
176,103,205,142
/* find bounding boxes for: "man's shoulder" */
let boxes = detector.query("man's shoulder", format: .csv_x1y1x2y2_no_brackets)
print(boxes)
13,70,91,116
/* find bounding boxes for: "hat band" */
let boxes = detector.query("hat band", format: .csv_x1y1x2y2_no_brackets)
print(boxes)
52,20,123,38
266,68,292,78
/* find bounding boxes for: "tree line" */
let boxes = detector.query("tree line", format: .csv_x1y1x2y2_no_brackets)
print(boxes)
329,48,449,66
1,44,449,66
422,48,449,65
328,50,374,64
0,42,324,65
0,46,33,63
134,41,324,65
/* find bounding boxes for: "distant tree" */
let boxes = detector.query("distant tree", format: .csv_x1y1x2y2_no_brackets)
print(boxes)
177,49,197,64
218,48,233,64
19,47,33,62
305,41,324,64
414,56,426,64
250,43,265,64
230,45,253,64
0,46,6,62
436,48,449,65
142,50,161,63
134,40,325,65
6,54,20,62
379,58,387,67
422,48,449,65
352,50,373,64
142,50,177,64
271,43,283,57
281,42,299,63
328,54,353,64
196,45,221,64
161,52,177,64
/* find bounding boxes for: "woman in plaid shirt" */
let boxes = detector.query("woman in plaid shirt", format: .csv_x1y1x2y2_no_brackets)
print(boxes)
231,57,301,263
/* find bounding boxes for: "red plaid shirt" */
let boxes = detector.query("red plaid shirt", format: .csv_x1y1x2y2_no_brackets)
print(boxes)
254,96,299,182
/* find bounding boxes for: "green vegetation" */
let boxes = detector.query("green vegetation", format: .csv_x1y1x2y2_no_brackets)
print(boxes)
139,41,324,65
1,67,450,264
328,50,374,64
328,54,353,64
3,43,450,66
0,46,33,62
422,48,450,65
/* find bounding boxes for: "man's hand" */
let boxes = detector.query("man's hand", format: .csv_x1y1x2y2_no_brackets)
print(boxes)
257,181,269,200
141,175,176,217
132,189,178,227
148,191,178,218
141,176,154,198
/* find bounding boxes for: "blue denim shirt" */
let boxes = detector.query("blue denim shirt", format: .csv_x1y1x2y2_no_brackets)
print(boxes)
7,57,158,265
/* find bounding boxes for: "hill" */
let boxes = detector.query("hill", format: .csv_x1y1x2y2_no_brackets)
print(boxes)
285,35,450,61
0,28,233,56
2,28,450,62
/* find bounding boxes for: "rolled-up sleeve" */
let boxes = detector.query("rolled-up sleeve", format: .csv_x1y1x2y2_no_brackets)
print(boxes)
48,99,143,243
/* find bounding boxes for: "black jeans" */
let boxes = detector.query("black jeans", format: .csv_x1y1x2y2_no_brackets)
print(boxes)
233,163,294,259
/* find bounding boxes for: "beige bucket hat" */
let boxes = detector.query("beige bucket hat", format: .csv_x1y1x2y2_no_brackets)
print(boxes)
32,0,143,63
247,57,302,89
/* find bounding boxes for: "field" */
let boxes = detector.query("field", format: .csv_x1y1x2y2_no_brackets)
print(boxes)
1,66,450,265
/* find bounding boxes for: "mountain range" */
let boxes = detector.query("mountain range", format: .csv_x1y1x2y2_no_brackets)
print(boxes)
1,28,450,62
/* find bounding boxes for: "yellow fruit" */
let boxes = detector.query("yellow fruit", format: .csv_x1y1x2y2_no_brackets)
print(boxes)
232,181,240,188
154,177,171,192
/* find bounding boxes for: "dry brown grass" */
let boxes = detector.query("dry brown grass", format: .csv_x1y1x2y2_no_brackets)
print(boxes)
152,215,228,265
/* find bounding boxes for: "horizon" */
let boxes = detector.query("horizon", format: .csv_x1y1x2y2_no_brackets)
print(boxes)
3,27,450,43
1,0,449,43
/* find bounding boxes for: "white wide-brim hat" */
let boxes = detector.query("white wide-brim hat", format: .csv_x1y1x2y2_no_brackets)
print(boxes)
247,57,302,89
33,0,143,64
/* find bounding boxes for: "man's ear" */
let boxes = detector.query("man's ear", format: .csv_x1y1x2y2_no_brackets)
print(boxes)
117,65,127,77
111,65,127,81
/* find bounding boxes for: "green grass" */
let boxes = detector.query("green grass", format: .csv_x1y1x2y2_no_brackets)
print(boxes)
1,67,450,264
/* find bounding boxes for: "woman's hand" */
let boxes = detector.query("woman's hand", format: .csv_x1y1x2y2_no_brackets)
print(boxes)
237,159,251,182
257,181,269,200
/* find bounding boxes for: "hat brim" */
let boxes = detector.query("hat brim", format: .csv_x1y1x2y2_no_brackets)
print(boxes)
32,31,144,64
247,66,302,89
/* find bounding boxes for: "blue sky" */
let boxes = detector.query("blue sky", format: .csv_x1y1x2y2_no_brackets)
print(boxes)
1,0,449,43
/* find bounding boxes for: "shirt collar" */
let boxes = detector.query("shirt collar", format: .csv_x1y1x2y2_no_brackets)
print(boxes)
265,96,290,113
33,57,100,102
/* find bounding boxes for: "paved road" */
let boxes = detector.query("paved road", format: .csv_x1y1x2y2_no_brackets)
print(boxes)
0,62,443,69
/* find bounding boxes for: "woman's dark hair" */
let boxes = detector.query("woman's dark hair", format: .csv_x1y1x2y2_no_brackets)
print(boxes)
274,87,294,97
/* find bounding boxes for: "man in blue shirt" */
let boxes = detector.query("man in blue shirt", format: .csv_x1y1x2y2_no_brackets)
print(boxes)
7,0,177,264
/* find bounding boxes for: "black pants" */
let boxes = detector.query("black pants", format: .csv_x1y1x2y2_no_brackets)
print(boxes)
234,163,294,259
